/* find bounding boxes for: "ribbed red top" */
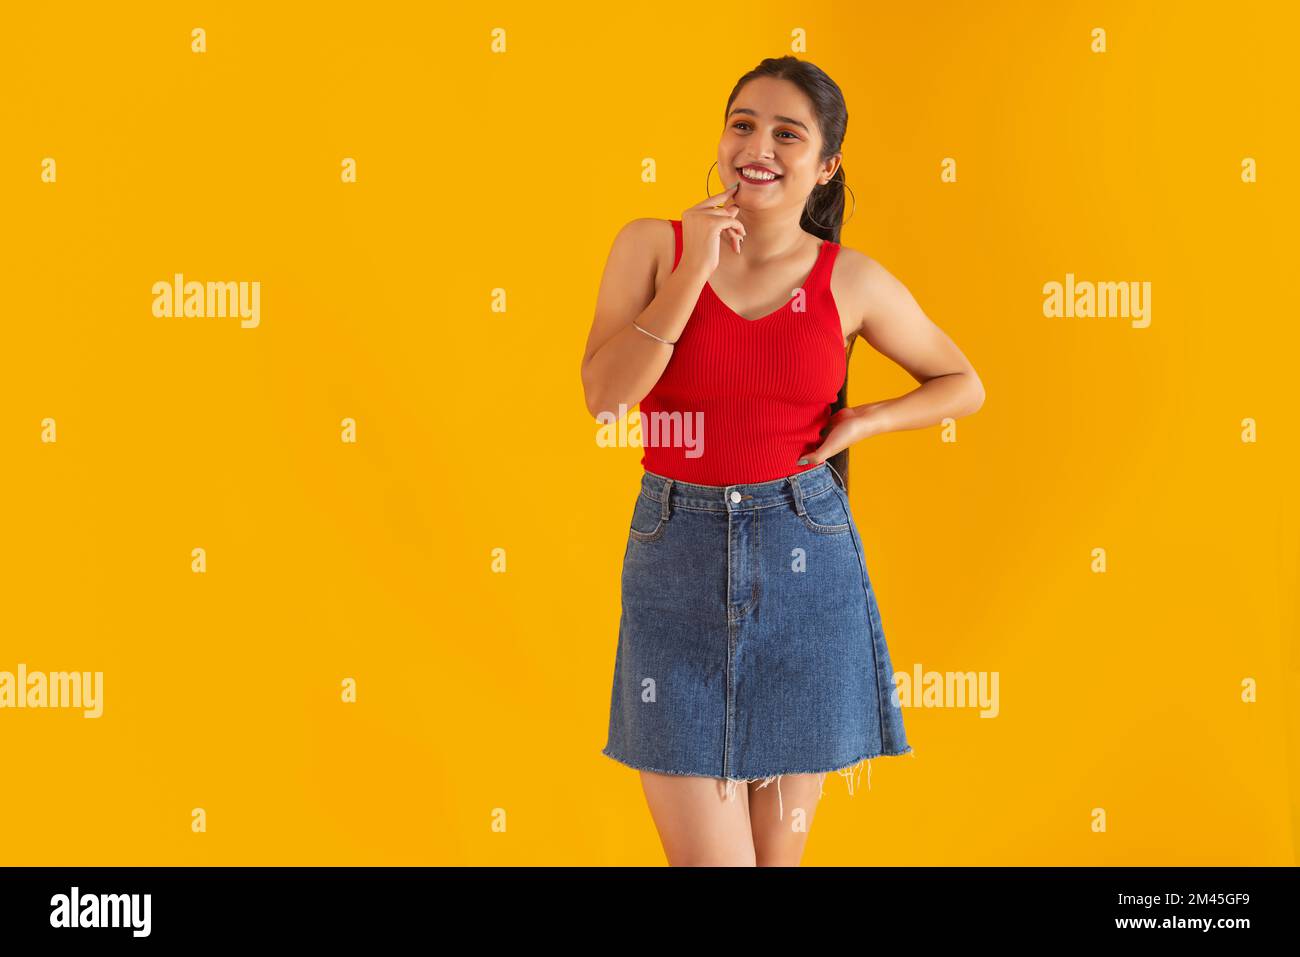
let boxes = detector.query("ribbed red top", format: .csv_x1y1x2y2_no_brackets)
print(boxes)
638,218,847,485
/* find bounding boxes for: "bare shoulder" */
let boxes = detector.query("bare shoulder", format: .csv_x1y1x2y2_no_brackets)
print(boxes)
612,217,673,259
602,217,671,289
833,243,896,292
832,243,875,276
831,244,921,339
615,216,672,241
829,244,887,344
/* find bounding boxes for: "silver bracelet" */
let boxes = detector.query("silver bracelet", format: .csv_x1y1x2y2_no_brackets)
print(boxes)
632,320,676,346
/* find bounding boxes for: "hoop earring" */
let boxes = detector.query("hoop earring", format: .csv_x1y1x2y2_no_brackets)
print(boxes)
704,159,727,201
804,173,857,228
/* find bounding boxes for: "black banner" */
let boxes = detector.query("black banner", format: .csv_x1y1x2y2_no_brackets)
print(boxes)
0,866,1289,943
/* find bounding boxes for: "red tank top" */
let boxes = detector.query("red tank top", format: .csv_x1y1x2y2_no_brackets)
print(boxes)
638,218,847,485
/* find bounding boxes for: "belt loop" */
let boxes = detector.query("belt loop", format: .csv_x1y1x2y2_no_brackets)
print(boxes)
661,478,675,522
787,473,807,516
825,460,846,491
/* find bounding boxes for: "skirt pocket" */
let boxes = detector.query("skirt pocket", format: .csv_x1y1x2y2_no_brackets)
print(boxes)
797,484,852,535
628,490,667,543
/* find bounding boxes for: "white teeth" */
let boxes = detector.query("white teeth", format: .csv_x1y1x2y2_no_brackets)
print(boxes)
740,168,778,181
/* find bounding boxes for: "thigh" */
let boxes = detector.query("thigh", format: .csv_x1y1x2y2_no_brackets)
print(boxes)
749,773,824,866
639,771,756,866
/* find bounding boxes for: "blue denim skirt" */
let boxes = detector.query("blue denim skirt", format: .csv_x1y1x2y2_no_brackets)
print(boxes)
602,461,912,819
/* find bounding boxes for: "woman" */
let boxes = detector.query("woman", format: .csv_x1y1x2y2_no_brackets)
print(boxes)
580,56,985,866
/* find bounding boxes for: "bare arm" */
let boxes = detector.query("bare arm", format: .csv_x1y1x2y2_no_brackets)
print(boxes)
802,251,985,465
849,252,985,437
579,219,710,420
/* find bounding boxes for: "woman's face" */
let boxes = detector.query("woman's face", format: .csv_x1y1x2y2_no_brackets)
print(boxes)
718,76,838,214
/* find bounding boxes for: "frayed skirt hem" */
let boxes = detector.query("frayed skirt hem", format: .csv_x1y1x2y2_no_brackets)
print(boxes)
600,745,916,821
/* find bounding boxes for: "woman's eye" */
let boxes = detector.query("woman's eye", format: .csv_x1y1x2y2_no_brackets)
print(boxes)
732,122,798,141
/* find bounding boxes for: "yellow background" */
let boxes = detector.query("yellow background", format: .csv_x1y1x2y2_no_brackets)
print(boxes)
1,1,1295,865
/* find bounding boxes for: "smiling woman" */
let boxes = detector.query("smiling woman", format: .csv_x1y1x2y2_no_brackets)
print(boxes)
581,54,984,867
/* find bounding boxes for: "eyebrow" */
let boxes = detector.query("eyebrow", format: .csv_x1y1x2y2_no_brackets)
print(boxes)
727,107,810,133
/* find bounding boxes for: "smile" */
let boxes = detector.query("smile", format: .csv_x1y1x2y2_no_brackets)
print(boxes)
737,166,783,185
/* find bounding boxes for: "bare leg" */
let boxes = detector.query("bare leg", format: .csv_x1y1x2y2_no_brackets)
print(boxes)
639,771,757,866
748,773,825,866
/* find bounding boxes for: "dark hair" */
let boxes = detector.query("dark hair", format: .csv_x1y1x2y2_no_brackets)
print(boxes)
723,56,856,493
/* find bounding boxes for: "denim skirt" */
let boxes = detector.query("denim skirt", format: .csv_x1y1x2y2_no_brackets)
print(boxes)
602,461,912,819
